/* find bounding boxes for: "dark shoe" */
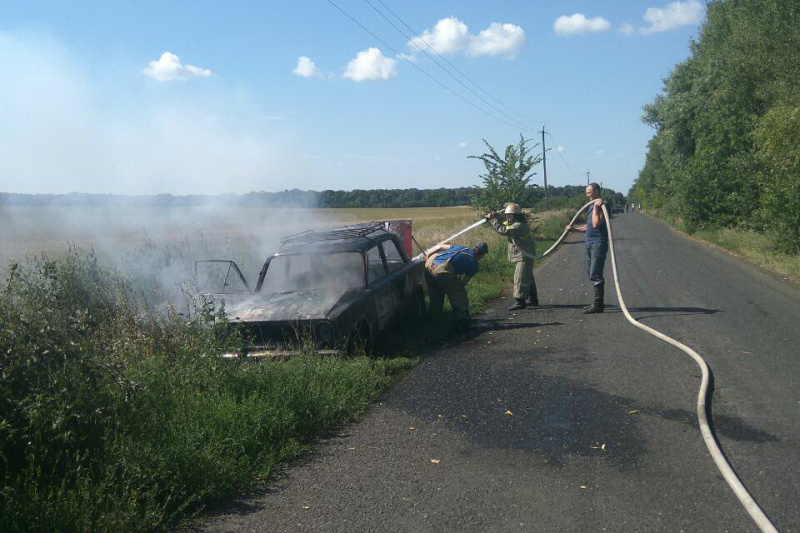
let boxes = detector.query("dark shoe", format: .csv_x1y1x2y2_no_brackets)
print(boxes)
528,284,539,307
508,298,527,311
455,319,473,333
584,285,605,314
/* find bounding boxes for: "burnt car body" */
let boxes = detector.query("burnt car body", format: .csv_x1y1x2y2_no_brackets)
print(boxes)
196,222,425,355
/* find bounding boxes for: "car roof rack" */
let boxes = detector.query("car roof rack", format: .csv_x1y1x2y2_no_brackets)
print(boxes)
280,222,387,245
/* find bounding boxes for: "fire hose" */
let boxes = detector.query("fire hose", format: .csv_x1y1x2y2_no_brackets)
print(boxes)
418,202,778,532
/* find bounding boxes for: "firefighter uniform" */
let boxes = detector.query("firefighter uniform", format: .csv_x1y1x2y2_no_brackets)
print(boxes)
424,245,479,321
489,216,538,303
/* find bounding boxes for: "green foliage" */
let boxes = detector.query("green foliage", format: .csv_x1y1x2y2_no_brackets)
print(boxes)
0,252,413,532
754,99,800,253
469,136,542,212
630,0,800,250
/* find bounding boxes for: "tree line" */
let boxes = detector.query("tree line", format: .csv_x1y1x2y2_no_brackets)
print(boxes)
629,0,800,253
0,184,624,211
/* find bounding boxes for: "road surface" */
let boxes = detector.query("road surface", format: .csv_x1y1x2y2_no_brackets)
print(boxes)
194,212,800,533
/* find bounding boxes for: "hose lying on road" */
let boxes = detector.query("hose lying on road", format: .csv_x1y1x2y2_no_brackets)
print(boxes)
599,203,778,533
419,203,779,532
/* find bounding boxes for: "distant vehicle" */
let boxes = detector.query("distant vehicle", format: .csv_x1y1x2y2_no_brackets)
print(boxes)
196,222,425,357
612,205,625,214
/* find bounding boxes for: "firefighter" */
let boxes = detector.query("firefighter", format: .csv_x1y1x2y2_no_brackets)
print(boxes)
486,202,538,311
424,242,488,332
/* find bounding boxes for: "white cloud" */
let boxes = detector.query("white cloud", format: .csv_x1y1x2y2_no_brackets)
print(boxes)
410,17,470,56
640,0,704,34
468,23,525,58
142,51,212,82
618,23,636,36
595,149,606,155
0,31,309,194
554,14,611,36
293,56,322,78
396,53,418,63
557,146,566,153
408,17,525,59
457,141,467,148
343,48,397,82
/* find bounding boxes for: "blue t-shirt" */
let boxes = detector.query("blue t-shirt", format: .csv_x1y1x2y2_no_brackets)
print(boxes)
432,246,478,277
585,206,608,243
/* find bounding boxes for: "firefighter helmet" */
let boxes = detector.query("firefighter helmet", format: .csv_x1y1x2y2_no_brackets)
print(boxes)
504,202,521,214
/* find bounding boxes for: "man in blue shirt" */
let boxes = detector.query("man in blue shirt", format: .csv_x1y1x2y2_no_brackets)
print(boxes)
566,183,608,314
424,242,488,331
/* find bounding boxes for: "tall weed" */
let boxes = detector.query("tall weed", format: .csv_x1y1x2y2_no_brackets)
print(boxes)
0,251,412,531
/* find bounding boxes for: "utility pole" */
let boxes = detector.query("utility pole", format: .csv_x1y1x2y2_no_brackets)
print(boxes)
540,127,548,210
587,170,590,185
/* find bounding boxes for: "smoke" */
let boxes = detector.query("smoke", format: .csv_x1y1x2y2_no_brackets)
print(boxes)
0,201,359,313
0,29,311,195
0,29,362,311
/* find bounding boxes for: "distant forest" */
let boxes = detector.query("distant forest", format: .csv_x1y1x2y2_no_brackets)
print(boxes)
629,0,800,252
0,185,626,211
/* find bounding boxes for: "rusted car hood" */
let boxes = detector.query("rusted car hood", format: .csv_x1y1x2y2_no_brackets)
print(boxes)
217,288,360,323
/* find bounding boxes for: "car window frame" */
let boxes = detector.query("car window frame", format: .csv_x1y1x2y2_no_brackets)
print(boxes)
380,238,407,275
255,251,368,293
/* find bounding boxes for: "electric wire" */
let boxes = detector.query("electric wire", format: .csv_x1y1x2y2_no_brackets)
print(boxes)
547,131,583,183
325,0,531,132
364,0,540,131
425,205,780,532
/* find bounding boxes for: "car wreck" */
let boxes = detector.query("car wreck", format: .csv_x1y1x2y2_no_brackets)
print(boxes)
196,221,425,357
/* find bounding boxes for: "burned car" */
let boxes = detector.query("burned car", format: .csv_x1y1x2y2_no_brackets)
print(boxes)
196,222,425,356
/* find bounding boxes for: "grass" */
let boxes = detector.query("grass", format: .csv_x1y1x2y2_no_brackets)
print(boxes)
0,251,414,532
411,209,575,314
0,205,575,531
648,210,800,282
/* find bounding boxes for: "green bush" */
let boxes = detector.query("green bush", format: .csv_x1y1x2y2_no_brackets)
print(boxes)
0,252,412,532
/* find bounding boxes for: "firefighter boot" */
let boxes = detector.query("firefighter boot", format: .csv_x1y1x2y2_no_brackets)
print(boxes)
508,298,527,311
584,285,605,314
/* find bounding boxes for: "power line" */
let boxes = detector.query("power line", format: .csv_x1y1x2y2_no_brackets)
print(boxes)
325,0,532,132
547,131,583,183
367,0,541,130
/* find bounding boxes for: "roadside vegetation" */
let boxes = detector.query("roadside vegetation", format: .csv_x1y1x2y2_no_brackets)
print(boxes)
413,208,575,315
647,209,800,281
0,196,577,531
629,0,800,256
0,251,414,532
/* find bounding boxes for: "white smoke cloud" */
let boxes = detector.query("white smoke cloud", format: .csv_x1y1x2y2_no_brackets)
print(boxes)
0,30,307,194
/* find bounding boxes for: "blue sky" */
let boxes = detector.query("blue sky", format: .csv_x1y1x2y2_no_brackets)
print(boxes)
0,1,705,195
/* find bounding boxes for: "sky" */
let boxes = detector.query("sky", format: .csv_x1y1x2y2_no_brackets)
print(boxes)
0,0,706,196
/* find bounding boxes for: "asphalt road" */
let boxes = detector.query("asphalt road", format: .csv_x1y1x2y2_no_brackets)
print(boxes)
194,213,800,533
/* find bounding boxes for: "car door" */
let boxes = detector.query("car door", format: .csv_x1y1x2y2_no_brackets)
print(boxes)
366,244,394,331
380,239,411,319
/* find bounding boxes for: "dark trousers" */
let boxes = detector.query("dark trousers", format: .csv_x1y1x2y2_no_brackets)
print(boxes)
586,241,608,287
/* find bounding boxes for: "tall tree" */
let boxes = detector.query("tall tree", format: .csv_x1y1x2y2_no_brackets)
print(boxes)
470,136,541,211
